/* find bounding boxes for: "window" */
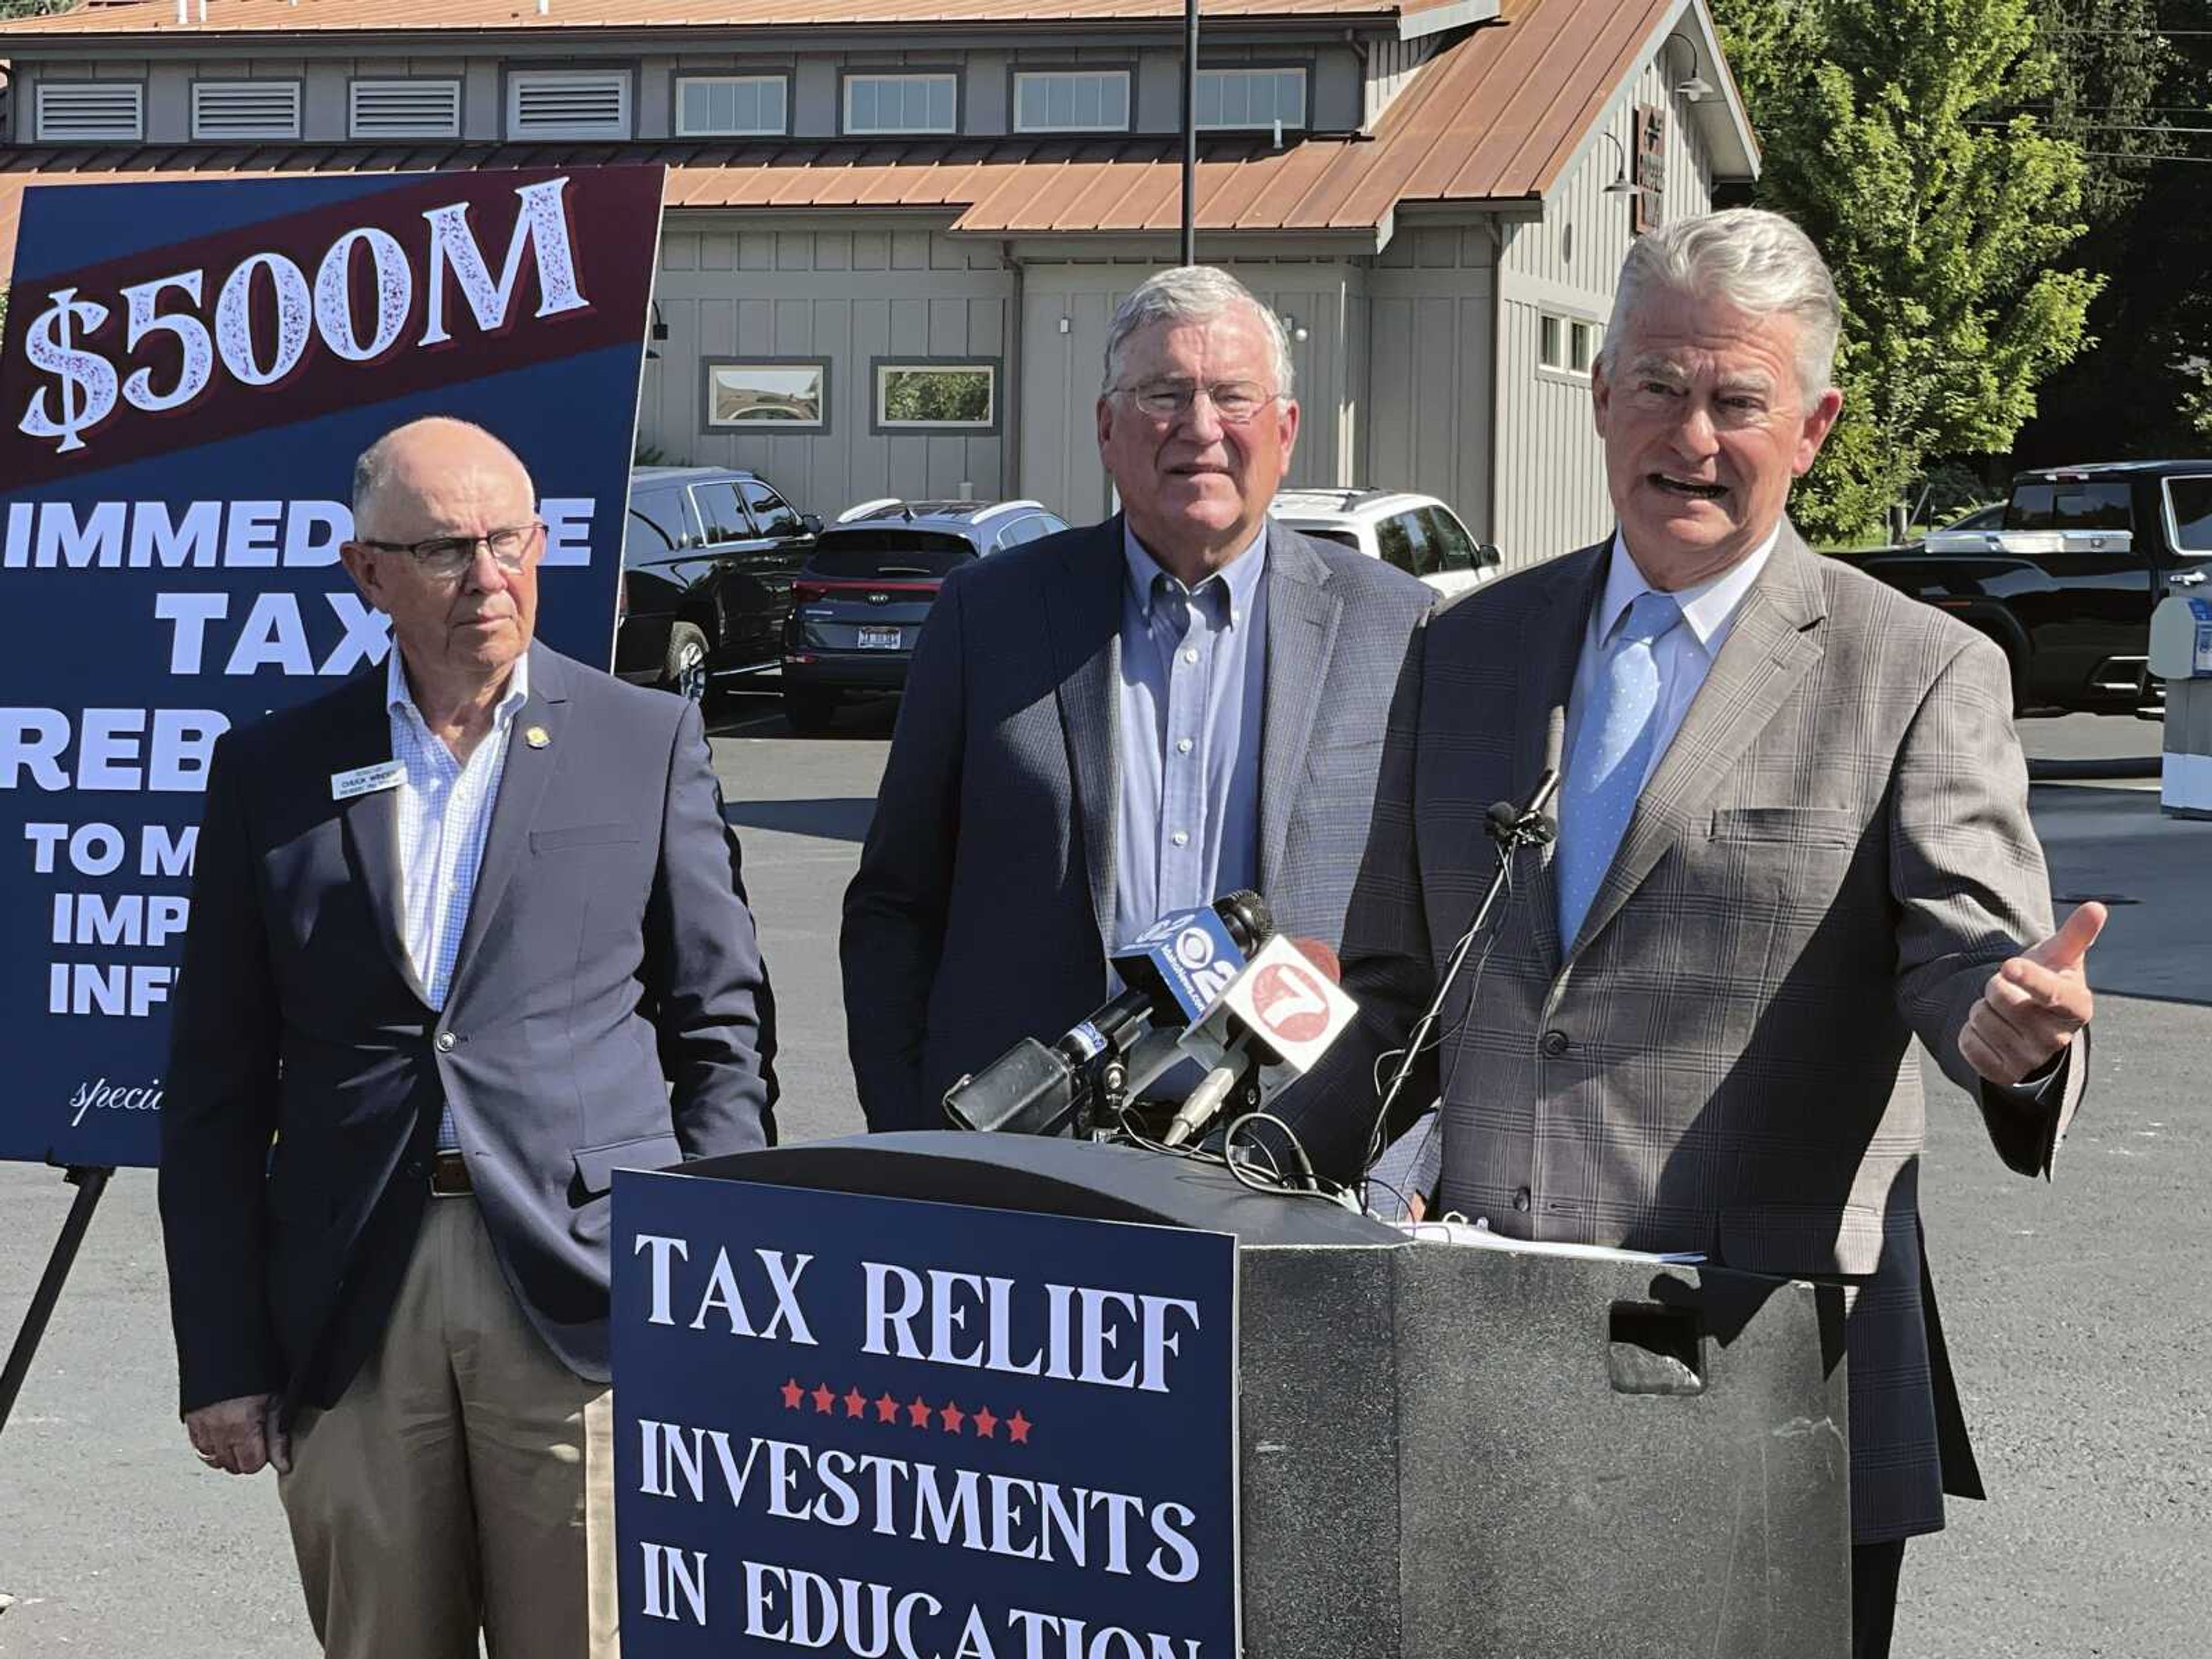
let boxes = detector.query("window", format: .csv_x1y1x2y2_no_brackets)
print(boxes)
992,513,1052,552
690,482,755,544
2165,476,2212,552
703,361,830,431
34,83,143,142
1570,320,1598,374
1373,514,1430,578
1195,68,1306,132
191,81,302,141
844,73,957,136
873,362,998,431
1422,506,1478,571
1538,311,1597,379
2055,483,2134,533
740,479,804,539
625,488,690,562
350,79,463,140
1013,71,1131,133
2009,481,2134,535
676,75,787,138
507,70,631,140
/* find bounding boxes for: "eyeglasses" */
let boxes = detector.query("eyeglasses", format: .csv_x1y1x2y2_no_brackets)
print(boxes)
1116,380,1282,425
357,521,544,581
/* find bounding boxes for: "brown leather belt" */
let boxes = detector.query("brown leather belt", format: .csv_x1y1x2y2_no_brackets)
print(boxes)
429,1149,474,1196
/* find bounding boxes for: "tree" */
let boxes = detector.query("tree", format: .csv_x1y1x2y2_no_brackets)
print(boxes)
1710,0,2101,538
2013,0,2212,461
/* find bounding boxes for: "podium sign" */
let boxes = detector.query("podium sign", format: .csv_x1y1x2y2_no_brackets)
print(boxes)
612,1171,1241,1658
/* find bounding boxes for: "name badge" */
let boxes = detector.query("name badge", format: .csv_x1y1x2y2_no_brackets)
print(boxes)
331,760,406,801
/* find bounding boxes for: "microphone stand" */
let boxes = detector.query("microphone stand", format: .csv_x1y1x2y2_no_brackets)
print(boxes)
1358,768,1562,1187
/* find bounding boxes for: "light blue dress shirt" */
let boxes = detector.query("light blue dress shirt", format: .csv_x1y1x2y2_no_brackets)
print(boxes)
1111,523,1270,953
1562,526,1779,793
388,649,531,1150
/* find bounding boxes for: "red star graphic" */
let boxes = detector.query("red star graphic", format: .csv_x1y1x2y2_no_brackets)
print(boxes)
907,1396,934,1427
875,1392,901,1424
940,1400,966,1433
1007,1410,1032,1445
844,1388,868,1419
779,1378,804,1410
811,1384,836,1414
971,1406,998,1440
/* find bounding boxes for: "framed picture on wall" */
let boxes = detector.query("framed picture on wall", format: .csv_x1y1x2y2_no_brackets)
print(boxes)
870,359,1001,433
702,359,830,430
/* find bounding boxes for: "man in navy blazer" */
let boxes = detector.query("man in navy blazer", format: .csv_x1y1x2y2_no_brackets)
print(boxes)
159,417,777,1659
843,267,1430,1130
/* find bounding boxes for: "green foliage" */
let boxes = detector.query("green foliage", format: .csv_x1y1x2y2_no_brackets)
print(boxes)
880,368,993,425
1710,0,2101,539
2014,0,2212,463
2037,0,2172,231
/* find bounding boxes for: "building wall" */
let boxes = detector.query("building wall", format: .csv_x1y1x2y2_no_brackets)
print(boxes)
1368,223,1498,539
1016,256,1367,524
1492,65,1720,568
646,221,1016,518
6,40,1365,145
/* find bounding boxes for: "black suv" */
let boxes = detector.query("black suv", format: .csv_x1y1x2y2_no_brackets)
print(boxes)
780,498,1067,732
615,467,823,702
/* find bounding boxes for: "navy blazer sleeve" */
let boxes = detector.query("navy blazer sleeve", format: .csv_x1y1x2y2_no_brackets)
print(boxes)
158,732,285,1414
840,569,971,1130
646,696,780,1156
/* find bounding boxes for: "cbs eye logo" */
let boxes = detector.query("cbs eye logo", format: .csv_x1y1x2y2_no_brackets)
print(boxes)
1172,926,1218,971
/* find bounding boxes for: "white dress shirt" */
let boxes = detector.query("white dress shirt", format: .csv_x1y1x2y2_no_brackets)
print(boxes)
387,649,531,1150
1563,524,1781,794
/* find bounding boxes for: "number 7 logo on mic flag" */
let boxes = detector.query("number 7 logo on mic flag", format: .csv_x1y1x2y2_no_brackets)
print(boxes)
1216,935,1359,1073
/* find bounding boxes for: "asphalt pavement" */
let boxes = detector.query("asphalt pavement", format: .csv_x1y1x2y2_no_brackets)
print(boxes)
0,702,2202,1657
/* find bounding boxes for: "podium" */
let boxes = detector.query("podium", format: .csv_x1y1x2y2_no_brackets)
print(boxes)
611,1132,1852,1658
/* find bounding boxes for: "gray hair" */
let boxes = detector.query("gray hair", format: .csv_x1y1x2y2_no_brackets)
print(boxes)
1101,266,1296,400
350,415,530,536
1600,208,1841,408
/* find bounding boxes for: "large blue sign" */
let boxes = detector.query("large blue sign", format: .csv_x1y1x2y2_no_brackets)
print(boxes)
0,166,662,1166
612,1172,1241,1658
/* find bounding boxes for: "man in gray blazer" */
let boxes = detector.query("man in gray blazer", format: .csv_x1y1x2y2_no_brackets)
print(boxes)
1277,211,2101,1657
161,416,778,1659
843,266,1431,1130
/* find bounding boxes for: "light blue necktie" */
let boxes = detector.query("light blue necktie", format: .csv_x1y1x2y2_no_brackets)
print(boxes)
1556,589,1685,949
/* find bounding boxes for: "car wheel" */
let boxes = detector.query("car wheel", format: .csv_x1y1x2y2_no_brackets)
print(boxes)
664,623,710,705
782,687,836,736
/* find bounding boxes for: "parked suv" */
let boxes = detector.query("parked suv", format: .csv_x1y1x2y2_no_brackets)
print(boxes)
1269,488,1502,598
781,498,1067,732
615,467,822,702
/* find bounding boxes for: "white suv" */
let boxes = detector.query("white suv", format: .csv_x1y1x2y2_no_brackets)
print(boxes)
1269,488,1502,599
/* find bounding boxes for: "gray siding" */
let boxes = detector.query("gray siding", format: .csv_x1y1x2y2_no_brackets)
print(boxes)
4,37,1375,145
1018,259,1365,524
1493,66,1719,569
1368,225,1498,540
647,222,1014,516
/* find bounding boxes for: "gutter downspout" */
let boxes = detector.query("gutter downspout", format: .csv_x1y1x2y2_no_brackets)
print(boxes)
1004,240,1022,498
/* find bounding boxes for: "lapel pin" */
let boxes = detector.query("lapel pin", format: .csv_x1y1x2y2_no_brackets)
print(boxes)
525,725,551,749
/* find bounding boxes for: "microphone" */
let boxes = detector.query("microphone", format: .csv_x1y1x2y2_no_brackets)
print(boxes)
1357,756,1562,1181
1159,935,1357,1149
942,892,1274,1136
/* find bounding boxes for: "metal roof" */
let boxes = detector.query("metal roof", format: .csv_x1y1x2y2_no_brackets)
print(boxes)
0,0,1755,268
0,0,1464,37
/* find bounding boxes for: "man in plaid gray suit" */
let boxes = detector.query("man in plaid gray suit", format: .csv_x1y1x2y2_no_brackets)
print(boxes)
1278,210,2103,1657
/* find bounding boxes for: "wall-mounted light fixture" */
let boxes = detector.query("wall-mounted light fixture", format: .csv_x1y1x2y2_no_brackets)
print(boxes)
1661,35,1714,102
1597,131,1641,196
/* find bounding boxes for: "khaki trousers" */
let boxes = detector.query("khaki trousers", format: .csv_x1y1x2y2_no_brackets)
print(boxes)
278,1198,618,1659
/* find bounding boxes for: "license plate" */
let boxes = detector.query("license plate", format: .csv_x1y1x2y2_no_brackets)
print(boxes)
857,626,902,650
